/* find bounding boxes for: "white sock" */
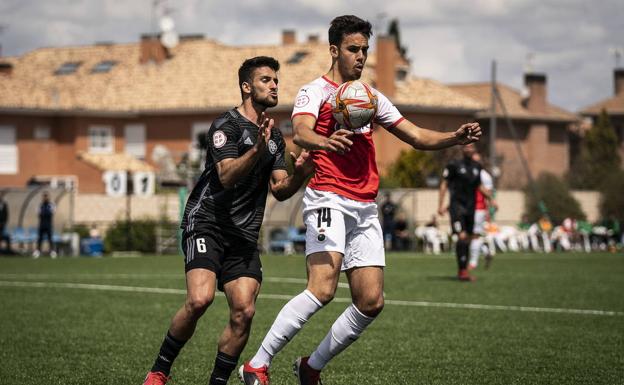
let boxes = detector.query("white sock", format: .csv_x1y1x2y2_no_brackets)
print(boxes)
307,304,375,371
249,290,322,368
469,238,482,267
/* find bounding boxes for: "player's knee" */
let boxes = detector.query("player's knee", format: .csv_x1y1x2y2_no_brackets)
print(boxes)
231,303,256,327
356,296,384,317
186,294,214,316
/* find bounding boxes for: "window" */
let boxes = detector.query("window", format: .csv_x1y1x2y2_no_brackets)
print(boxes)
0,126,18,174
34,125,51,140
124,124,146,159
88,125,114,153
286,51,309,64
54,61,82,75
91,60,118,73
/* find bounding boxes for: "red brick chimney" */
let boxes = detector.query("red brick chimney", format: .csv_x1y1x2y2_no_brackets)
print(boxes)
614,68,624,95
524,73,547,114
376,35,397,98
0,62,12,76
282,30,296,45
140,34,168,64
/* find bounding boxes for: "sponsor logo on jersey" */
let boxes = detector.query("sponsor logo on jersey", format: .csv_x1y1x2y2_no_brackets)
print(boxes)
268,140,278,154
295,94,310,108
213,130,227,148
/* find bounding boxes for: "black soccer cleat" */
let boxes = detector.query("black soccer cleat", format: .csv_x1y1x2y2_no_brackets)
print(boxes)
293,356,323,385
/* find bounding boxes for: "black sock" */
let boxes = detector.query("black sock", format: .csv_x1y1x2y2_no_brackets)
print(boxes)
209,351,239,385
456,239,469,270
151,332,187,376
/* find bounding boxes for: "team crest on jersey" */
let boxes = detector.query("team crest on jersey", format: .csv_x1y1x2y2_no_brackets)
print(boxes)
295,95,310,108
213,130,227,148
268,140,278,154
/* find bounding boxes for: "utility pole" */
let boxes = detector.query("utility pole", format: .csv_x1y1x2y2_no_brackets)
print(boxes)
490,60,497,183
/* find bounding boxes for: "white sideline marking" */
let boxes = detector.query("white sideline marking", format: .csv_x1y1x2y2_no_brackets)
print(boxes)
0,274,349,288
1,280,622,317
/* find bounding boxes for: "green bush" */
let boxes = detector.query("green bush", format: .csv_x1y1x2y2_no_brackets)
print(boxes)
104,219,159,253
524,173,586,224
382,149,442,188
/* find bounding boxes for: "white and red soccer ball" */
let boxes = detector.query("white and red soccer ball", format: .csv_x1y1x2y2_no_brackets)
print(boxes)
331,80,378,129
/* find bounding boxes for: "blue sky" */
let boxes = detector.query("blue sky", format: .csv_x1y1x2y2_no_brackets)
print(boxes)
1,0,622,111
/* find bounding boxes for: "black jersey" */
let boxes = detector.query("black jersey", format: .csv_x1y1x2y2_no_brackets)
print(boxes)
442,157,482,209
181,108,287,243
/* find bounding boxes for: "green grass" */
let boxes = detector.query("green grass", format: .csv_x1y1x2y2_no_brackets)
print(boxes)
1,252,623,384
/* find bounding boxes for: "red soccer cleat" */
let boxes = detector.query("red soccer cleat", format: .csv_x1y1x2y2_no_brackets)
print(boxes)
293,356,323,385
238,361,270,385
458,269,476,282
142,371,170,385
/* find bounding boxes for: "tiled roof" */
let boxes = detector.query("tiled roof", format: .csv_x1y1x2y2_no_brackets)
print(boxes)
449,82,578,122
0,38,482,113
580,93,624,116
78,152,155,172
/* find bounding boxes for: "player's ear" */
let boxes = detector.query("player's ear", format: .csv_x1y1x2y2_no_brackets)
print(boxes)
329,44,339,59
241,81,252,96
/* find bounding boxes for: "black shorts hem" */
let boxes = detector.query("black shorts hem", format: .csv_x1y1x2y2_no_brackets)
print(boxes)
185,257,218,274
219,272,263,292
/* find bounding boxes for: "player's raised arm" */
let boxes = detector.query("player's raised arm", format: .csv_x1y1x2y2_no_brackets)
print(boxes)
292,114,354,154
215,115,272,189
269,149,315,201
387,120,481,150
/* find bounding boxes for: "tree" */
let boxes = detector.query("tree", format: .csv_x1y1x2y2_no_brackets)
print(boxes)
570,110,621,189
524,173,586,224
599,169,624,222
382,149,441,188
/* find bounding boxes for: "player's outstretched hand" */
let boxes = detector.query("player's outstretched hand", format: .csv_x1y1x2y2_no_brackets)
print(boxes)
437,205,448,216
256,112,273,153
323,129,354,154
454,122,481,145
291,149,315,177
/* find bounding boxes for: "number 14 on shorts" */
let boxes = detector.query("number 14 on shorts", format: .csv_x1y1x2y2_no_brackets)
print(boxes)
317,208,332,228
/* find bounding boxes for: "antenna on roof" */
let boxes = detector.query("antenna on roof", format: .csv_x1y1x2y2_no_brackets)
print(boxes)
608,47,623,68
157,2,178,49
524,52,535,73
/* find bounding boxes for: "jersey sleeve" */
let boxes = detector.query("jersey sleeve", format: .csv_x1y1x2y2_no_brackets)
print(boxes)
208,121,240,163
271,130,288,171
480,169,494,190
373,90,404,129
291,84,324,119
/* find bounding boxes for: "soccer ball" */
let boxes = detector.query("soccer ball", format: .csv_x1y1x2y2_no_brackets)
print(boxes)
331,80,378,129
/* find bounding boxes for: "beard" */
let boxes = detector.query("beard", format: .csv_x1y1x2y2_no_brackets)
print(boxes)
251,87,278,108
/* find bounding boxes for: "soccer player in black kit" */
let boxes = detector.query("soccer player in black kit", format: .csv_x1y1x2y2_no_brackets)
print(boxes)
438,144,482,281
142,56,314,385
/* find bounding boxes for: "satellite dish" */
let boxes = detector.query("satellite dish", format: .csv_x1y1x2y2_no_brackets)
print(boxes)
159,16,175,32
161,30,179,49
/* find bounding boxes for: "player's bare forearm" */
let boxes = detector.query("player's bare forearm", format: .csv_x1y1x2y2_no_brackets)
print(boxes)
389,120,481,150
271,173,307,201
293,124,325,150
292,114,353,154
438,180,448,215
215,149,262,189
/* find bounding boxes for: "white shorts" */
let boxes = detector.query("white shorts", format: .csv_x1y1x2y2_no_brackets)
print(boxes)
302,188,385,271
474,209,487,235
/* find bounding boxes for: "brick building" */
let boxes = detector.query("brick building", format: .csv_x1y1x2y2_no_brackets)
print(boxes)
579,68,624,165
0,31,577,192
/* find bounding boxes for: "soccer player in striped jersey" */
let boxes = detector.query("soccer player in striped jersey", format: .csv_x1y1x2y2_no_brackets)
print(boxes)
142,56,313,385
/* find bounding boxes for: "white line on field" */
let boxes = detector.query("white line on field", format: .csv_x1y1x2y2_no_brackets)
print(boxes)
1,280,621,317
0,274,349,288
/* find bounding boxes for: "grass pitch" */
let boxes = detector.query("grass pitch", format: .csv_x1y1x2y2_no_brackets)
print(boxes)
1,251,623,384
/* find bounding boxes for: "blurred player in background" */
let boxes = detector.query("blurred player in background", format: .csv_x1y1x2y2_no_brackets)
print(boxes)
240,15,481,385
438,144,482,281
142,56,313,385
468,152,497,270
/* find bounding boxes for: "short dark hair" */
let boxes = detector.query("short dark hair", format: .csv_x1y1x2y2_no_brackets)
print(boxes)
238,56,280,97
328,15,373,46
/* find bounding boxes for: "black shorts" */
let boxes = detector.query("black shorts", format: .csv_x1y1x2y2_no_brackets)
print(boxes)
449,204,475,235
182,230,262,291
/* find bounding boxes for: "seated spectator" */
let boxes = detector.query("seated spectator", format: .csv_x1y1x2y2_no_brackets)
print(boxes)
393,212,410,251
